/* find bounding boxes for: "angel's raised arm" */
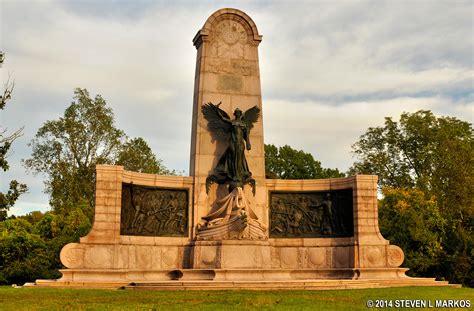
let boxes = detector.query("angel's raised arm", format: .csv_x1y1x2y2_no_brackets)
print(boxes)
215,103,231,123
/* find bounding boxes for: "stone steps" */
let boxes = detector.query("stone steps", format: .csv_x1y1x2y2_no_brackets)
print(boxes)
26,279,457,290
122,279,457,291
25,269,460,290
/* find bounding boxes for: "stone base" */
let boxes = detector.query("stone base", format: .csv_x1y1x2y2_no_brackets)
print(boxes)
42,169,454,291
191,240,271,269
26,268,457,290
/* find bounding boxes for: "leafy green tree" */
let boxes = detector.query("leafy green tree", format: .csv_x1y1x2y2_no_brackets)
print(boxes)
350,110,473,194
13,88,175,284
18,211,45,226
0,205,92,285
379,188,446,276
350,110,473,285
33,205,92,274
0,51,27,220
0,218,60,285
116,137,172,174
24,88,125,218
265,144,344,179
0,218,32,234
24,88,174,221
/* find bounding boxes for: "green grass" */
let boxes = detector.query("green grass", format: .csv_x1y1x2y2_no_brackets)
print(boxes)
0,286,472,310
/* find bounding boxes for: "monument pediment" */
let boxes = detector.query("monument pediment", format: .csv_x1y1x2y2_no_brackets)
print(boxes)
193,8,262,48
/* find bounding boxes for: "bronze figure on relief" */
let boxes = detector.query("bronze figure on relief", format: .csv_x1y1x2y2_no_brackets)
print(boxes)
202,102,260,194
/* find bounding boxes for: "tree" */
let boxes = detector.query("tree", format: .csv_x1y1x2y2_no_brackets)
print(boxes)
116,137,172,174
0,218,59,285
9,88,176,284
18,211,44,226
0,207,91,285
265,144,344,179
350,110,473,286
24,88,173,220
24,88,124,218
0,52,27,220
379,188,446,277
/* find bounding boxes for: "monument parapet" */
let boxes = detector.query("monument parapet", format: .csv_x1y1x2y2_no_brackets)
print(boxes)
32,8,452,289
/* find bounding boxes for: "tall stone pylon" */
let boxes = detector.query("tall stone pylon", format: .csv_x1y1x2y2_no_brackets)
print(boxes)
189,8,267,238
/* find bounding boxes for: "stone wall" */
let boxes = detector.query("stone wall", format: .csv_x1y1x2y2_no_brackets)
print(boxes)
60,165,194,273
59,166,404,279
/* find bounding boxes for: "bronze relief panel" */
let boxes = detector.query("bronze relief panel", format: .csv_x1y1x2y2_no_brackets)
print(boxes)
269,189,354,238
120,183,188,237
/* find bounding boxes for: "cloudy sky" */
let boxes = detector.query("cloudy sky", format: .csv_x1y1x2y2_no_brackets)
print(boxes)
1,0,472,215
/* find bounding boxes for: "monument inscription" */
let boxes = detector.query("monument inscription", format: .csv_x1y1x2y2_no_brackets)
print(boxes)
269,189,354,238
120,183,188,237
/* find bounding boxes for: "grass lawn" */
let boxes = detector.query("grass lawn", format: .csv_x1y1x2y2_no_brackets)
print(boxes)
0,286,472,310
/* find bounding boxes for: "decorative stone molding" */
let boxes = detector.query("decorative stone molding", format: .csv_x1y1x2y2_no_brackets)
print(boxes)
60,243,85,269
387,245,405,267
193,8,262,49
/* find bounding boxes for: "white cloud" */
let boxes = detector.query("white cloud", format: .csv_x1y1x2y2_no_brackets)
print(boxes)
259,1,473,98
264,96,473,170
9,200,50,216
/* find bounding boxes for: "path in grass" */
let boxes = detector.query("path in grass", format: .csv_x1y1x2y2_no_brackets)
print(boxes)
0,286,472,310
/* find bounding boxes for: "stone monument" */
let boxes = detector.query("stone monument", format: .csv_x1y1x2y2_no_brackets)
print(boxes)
31,8,452,289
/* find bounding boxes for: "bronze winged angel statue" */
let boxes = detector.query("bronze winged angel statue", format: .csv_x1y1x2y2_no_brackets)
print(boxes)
202,102,260,195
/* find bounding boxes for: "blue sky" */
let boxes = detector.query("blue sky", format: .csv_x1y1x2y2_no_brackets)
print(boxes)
1,0,472,215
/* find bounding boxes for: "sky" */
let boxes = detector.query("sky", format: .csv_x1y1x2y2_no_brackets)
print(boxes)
1,0,472,216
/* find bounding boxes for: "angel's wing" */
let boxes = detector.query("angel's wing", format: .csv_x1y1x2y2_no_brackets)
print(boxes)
243,105,260,130
201,102,232,138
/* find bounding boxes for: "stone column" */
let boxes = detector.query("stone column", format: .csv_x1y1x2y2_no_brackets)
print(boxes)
189,9,266,237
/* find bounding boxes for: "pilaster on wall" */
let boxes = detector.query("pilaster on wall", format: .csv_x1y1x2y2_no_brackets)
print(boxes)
352,175,386,245
80,165,124,244
351,175,405,269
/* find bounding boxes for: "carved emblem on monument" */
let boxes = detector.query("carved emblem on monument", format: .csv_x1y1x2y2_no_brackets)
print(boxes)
216,20,247,45
269,190,354,238
120,183,188,237
210,19,249,59
196,102,267,240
